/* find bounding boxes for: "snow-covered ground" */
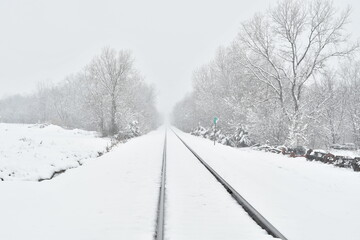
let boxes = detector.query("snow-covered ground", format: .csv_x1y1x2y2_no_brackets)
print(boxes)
1,126,359,239
173,128,360,240
0,123,109,181
166,130,274,239
0,129,164,240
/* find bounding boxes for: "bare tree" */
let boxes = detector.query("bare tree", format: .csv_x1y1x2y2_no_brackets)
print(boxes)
235,0,357,146
340,58,360,146
85,47,133,135
306,70,348,147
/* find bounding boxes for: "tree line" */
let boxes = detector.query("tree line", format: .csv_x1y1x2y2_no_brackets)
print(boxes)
172,0,360,148
0,47,160,137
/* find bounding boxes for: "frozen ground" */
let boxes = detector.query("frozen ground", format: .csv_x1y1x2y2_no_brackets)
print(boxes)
0,123,109,181
173,128,360,240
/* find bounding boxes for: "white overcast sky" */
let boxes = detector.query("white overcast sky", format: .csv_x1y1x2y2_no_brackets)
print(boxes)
1,0,359,114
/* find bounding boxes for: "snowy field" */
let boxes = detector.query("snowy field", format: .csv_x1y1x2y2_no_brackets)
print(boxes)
0,129,164,240
0,123,109,181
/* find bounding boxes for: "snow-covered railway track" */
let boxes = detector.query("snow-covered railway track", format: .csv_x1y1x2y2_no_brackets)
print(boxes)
170,128,287,240
154,129,167,240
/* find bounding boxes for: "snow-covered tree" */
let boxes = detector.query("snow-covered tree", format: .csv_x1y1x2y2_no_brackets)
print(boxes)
0,47,160,137
235,0,357,146
172,0,358,149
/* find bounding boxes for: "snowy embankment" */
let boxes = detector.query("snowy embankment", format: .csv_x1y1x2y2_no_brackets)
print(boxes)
174,128,360,240
0,123,109,181
0,129,164,240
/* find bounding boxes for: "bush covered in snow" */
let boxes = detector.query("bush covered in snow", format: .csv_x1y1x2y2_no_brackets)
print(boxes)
252,142,360,172
190,125,253,147
116,121,141,140
305,149,360,172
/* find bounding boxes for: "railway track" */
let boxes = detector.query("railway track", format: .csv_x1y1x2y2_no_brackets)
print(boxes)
154,129,167,240
154,128,287,240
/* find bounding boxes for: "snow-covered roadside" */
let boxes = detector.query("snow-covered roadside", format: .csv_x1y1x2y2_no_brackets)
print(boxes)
0,123,109,181
174,128,360,240
0,129,164,240
166,130,275,239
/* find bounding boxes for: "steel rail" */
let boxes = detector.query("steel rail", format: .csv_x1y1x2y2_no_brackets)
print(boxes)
171,128,287,240
154,129,167,240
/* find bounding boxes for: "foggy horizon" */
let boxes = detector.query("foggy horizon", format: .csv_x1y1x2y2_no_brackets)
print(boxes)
1,0,359,115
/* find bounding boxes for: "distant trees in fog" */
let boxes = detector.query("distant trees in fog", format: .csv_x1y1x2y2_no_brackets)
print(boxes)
0,48,160,137
172,0,360,148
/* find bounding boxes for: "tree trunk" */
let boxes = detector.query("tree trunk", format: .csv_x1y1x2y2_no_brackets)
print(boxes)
110,96,117,135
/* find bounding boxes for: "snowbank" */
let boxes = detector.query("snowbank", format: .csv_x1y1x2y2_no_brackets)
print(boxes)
0,123,109,181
